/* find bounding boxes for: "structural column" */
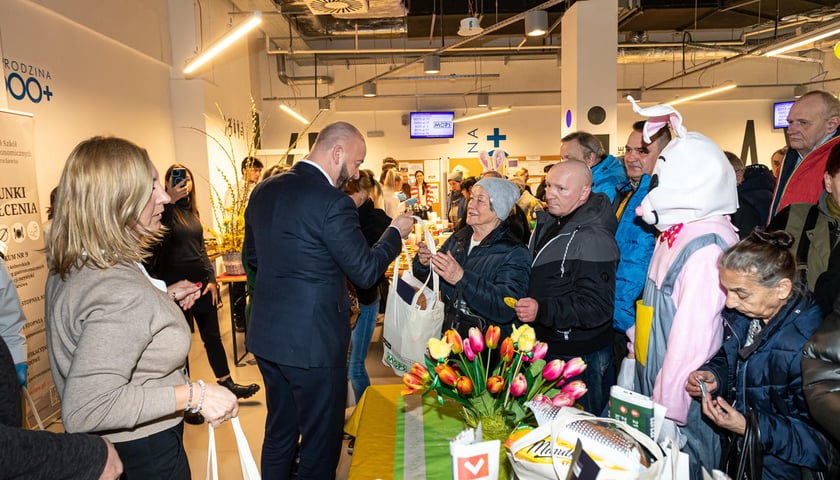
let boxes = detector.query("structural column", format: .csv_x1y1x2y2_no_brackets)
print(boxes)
560,0,618,152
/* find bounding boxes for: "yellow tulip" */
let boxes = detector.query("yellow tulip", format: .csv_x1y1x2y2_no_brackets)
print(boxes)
511,324,536,352
427,337,452,360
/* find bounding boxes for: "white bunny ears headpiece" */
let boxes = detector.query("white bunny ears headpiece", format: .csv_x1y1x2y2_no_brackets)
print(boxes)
626,95,687,142
479,150,505,172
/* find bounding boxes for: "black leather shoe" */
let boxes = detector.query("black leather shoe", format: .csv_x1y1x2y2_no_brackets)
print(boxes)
218,378,260,399
184,410,204,425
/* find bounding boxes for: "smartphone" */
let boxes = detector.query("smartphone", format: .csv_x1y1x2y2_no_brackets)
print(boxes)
171,168,187,187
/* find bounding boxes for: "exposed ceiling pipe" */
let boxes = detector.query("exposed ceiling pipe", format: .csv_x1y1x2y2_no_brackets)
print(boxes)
275,53,333,84
322,0,567,100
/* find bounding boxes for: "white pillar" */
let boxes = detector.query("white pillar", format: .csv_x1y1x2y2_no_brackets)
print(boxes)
561,0,618,153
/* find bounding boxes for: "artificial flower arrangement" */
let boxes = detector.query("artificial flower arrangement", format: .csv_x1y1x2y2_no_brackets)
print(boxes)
402,324,588,431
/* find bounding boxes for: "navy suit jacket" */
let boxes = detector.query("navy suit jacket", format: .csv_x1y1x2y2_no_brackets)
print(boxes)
244,161,402,368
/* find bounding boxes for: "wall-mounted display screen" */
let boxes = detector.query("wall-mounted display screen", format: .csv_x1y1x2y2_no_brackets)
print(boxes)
773,101,794,129
410,112,455,139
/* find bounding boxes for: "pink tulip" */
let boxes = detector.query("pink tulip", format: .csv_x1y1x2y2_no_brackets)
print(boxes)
486,375,505,394
532,393,549,404
468,327,485,353
500,337,514,363
561,380,588,400
531,342,548,362
456,376,474,395
485,325,501,349
551,392,574,408
562,357,587,378
510,373,528,397
444,330,463,354
542,359,566,382
463,338,476,361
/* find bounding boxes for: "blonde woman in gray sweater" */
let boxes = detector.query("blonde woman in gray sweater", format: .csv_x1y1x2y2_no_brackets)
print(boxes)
45,137,238,479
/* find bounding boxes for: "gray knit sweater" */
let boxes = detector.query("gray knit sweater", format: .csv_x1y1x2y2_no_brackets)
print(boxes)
46,262,190,443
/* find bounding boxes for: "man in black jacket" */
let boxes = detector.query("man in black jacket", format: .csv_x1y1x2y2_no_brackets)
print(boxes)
514,160,619,414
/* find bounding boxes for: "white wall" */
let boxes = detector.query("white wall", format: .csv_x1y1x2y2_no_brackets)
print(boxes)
0,0,176,218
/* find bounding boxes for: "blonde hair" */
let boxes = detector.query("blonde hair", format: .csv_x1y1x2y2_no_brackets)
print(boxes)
48,136,162,278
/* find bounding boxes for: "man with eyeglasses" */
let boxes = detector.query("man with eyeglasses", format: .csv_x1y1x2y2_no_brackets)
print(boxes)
768,90,840,221
611,121,671,376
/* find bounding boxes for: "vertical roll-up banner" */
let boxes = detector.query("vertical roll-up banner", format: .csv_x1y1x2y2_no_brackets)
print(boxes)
0,108,58,426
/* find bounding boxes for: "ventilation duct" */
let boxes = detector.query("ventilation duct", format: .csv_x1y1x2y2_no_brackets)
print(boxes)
275,55,334,85
303,0,369,15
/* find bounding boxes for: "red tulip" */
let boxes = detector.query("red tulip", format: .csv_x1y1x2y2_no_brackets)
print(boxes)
456,376,474,395
486,375,505,394
532,393,549,404
531,342,548,362
561,380,588,400
409,362,432,383
510,373,528,397
444,330,463,354
468,327,485,353
551,392,574,408
562,357,587,378
435,364,459,387
542,359,566,382
485,325,501,349
500,337,515,363
463,338,476,361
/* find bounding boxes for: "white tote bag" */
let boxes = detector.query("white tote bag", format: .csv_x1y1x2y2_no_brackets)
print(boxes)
206,417,261,480
382,218,445,376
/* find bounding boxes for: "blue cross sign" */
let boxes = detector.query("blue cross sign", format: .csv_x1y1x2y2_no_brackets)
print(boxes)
486,127,507,148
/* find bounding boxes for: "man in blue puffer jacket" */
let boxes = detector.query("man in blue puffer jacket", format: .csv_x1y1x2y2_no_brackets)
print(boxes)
611,121,670,371
560,131,626,202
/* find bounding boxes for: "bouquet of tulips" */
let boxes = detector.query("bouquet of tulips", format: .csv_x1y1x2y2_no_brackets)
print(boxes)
401,324,588,428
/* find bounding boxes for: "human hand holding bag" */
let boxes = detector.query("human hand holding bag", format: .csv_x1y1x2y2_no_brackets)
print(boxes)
206,417,261,480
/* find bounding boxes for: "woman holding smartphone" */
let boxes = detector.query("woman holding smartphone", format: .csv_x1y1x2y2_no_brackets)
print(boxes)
46,137,239,478
148,164,259,424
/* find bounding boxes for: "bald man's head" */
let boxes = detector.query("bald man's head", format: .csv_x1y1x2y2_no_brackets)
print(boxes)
544,160,592,217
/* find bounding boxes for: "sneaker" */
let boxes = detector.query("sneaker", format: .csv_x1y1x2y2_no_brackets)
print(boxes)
184,410,204,425
218,378,260,399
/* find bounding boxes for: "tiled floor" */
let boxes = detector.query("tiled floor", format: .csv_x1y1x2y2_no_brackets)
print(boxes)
182,287,402,479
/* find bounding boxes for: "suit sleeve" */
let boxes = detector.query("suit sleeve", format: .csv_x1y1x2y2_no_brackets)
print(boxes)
0,424,107,479
323,195,401,289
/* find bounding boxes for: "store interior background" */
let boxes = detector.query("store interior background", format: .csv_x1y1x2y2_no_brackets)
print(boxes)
3,0,840,226
4,0,840,476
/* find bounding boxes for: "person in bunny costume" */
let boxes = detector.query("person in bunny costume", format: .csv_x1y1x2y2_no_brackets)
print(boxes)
626,96,739,478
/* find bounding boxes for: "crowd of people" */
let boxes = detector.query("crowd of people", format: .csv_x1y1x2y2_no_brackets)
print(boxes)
2,90,840,479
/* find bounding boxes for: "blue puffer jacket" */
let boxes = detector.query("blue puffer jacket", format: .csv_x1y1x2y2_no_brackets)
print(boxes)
413,223,531,337
591,154,627,203
700,292,832,479
612,175,657,333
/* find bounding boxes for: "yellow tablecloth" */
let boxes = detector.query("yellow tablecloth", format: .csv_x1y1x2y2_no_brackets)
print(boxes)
345,384,466,479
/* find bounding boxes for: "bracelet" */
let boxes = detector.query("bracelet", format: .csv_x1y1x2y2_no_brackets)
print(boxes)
188,379,206,413
186,382,194,411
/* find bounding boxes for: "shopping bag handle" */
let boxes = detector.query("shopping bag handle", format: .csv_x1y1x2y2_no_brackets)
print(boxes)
389,217,440,309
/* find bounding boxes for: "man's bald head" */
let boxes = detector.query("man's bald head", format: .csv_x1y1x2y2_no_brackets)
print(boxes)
544,160,592,217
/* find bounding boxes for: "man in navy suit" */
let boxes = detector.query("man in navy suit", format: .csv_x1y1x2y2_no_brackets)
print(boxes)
245,122,413,478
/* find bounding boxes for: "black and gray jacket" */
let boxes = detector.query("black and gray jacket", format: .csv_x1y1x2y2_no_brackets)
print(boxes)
527,192,619,356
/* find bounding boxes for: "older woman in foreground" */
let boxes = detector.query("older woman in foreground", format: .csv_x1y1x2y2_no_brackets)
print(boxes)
45,137,238,479
414,177,530,338
686,230,832,479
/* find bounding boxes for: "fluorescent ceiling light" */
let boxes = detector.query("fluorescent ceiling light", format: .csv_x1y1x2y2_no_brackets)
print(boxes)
453,107,512,124
664,84,737,106
362,82,377,97
279,104,309,124
525,10,548,37
764,23,840,57
424,55,440,74
184,12,262,75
